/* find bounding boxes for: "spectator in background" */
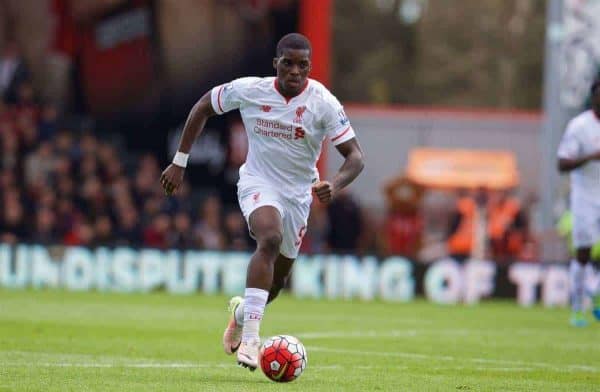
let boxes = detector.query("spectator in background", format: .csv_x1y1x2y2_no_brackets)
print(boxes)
142,195,164,222
447,187,527,262
222,120,249,203
78,154,98,180
170,212,195,248
143,213,171,249
0,108,13,135
110,176,134,209
134,153,161,206
37,186,57,210
64,219,95,246
487,189,528,262
79,132,98,160
80,175,109,219
24,141,55,186
38,103,59,141
14,81,38,121
0,168,16,191
19,115,39,155
56,174,75,200
0,41,29,103
55,131,78,159
55,198,78,236
0,190,26,243
447,188,489,261
300,204,329,254
53,154,73,180
1,128,20,172
93,215,115,246
194,195,225,250
102,159,124,185
223,209,251,251
326,189,363,254
31,207,59,244
115,207,143,246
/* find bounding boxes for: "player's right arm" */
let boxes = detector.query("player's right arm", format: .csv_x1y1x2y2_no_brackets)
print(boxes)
160,91,215,195
557,119,600,172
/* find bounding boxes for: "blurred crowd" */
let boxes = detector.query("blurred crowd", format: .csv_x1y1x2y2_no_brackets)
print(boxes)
0,64,258,250
0,76,537,260
0,35,540,262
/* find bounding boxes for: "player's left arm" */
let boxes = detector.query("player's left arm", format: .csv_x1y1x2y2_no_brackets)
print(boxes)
313,138,364,203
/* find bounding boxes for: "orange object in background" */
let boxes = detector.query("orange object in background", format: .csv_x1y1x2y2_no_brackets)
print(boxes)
406,148,519,190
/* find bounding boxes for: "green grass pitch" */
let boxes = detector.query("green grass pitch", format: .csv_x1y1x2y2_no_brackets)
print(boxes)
0,289,599,391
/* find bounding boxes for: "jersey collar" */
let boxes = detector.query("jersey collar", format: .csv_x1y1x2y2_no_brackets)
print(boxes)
273,78,309,104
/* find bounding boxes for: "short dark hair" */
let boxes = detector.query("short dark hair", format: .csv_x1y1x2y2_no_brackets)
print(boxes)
592,79,600,95
276,33,312,57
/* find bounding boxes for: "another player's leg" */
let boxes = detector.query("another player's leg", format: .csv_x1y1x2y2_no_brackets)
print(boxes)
570,248,590,327
590,260,600,321
236,206,283,370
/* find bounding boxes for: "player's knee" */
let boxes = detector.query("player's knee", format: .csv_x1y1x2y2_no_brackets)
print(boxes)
257,231,283,256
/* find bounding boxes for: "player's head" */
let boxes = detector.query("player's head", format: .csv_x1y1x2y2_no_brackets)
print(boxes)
592,79,600,116
273,33,312,97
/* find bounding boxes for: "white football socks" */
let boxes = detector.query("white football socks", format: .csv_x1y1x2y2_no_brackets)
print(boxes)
242,287,269,343
570,259,584,312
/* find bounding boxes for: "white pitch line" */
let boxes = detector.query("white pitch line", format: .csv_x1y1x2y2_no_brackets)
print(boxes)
297,328,600,339
298,330,600,355
308,346,599,373
2,346,597,374
0,360,570,374
298,330,419,339
0,362,230,369
0,361,343,371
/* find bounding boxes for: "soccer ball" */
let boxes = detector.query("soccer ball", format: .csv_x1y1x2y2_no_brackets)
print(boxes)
259,335,307,382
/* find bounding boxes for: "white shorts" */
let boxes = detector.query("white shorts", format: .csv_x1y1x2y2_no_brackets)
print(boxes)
572,201,600,248
237,178,311,259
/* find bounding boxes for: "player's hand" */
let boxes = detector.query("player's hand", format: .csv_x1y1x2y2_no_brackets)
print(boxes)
312,181,335,203
160,164,185,196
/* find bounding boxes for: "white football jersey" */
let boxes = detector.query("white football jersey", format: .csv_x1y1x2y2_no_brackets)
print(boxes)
210,77,355,201
557,110,600,206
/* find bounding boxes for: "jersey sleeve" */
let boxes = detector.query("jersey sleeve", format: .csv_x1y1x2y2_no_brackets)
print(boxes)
321,92,355,146
210,77,255,115
557,119,582,159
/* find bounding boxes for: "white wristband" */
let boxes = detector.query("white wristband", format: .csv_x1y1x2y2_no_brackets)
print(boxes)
172,151,189,168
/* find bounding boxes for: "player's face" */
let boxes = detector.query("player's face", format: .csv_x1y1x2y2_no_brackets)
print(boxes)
273,48,311,97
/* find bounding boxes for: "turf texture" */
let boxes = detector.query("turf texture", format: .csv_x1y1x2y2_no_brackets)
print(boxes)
0,289,599,391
